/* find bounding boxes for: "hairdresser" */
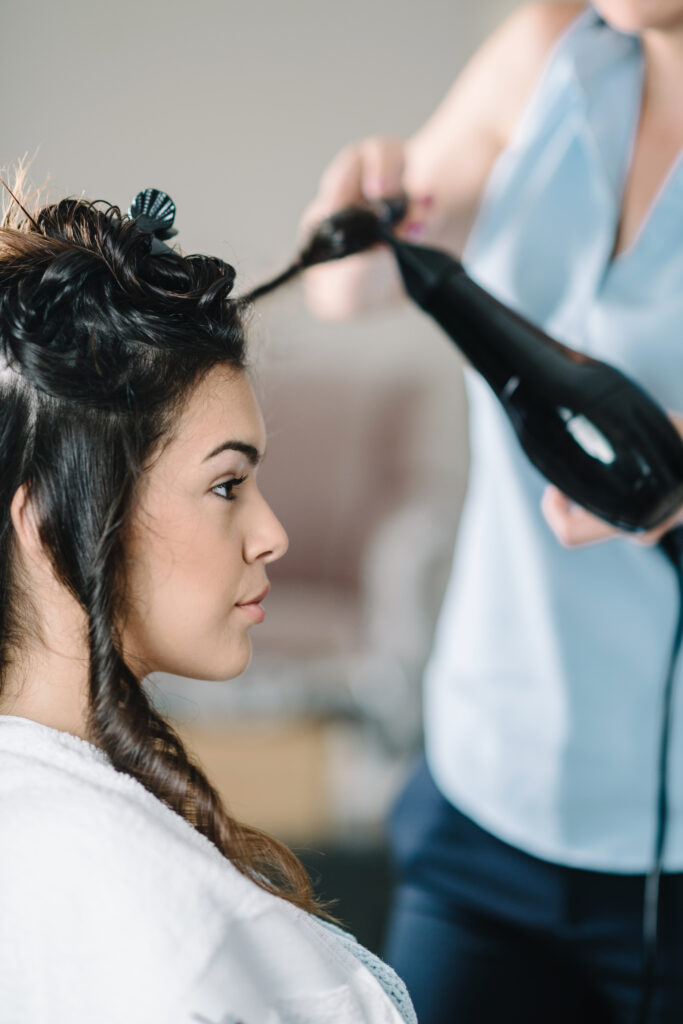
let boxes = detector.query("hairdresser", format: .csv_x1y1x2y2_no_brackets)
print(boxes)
301,3,683,1021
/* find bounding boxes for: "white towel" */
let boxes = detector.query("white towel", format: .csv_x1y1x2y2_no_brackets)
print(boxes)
0,715,414,1024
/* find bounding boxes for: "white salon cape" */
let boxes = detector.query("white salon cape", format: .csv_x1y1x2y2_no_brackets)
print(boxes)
424,6,683,871
0,715,415,1024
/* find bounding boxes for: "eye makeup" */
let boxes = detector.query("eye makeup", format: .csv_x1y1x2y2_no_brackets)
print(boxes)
211,475,248,502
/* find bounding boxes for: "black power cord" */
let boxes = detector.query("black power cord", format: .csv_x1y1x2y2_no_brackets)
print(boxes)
637,525,683,1024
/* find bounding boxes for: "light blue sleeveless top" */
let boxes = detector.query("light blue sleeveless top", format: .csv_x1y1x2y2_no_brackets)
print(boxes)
424,5,683,872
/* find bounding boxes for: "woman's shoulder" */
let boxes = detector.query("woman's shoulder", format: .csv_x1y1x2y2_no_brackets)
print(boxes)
490,2,588,142
0,718,279,1019
0,718,408,1022
0,716,264,918
501,2,586,52
180,905,412,1024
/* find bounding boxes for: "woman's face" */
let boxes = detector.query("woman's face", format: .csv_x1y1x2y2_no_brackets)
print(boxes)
593,0,683,32
122,366,288,682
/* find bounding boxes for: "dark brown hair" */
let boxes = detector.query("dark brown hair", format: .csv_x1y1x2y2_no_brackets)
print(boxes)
0,182,331,919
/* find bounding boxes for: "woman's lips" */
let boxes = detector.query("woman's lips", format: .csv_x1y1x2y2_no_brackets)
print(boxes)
235,584,270,624
235,601,266,624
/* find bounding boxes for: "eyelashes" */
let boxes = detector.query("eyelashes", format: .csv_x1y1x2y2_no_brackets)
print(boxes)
212,475,248,502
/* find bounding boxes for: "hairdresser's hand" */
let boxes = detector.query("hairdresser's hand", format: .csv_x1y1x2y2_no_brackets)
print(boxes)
298,137,438,319
541,415,683,548
300,137,436,244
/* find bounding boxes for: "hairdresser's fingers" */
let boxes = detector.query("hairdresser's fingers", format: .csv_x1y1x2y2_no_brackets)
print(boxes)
307,137,417,220
628,413,683,543
301,136,436,246
542,485,683,549
630,505,683,546
314,137,405,209
357,137,406,201
357,138,440,239
541,486,618,548
298,197,330,242
298,146,365,243
315,142,366,211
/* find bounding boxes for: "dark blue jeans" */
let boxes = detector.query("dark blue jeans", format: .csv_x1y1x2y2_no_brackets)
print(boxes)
383,757,683,1024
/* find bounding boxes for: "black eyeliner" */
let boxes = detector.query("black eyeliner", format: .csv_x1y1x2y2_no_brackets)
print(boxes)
211,475,248,501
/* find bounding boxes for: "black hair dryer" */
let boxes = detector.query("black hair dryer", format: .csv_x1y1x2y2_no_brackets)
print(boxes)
379,228,683,532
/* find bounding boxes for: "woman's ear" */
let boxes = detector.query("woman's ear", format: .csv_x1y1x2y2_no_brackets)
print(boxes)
9,484,46,569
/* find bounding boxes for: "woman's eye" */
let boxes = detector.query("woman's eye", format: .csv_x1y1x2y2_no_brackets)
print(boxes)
212,475,247,502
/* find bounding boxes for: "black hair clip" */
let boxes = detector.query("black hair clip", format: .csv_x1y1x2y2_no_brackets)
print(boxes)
128,188,178,254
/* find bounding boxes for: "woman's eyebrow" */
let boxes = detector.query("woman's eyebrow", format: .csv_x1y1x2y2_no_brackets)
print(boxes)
202,440,263,466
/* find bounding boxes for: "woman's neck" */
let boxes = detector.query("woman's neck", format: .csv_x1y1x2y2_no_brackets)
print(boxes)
0,659,91,742
641,22,683,119
0,601,92,742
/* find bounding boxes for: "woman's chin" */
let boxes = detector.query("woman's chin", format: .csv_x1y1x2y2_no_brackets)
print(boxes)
205,637,253,682
141,630,255,683
147,641,253,683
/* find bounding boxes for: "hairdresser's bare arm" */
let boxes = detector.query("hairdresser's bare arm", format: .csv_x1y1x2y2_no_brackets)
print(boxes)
302,1,584,319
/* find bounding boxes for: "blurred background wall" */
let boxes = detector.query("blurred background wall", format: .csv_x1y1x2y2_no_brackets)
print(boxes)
2,0,539,950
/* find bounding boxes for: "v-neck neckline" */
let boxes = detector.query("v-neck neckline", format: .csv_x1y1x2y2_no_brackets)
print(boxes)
604,38,683,275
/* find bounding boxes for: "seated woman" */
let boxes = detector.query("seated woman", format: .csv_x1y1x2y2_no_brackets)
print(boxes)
0,183,416,1024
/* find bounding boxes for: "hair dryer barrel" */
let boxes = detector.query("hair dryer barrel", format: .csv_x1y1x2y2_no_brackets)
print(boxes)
384,232,683,532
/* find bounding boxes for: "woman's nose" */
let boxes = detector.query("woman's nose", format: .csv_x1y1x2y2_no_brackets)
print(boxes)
244,493,289,564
